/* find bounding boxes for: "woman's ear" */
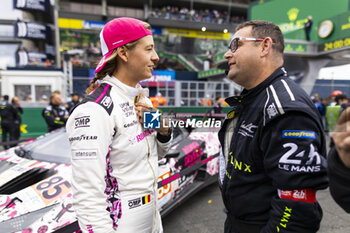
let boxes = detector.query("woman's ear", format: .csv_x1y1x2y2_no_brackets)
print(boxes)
117,46,128,62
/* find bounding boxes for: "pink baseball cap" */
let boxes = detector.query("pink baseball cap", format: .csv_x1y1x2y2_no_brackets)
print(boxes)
95,17,152,73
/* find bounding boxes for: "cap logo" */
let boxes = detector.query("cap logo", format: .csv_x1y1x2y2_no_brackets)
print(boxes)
113,40,124,45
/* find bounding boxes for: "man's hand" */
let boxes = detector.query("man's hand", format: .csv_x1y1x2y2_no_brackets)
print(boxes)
135,102,170,135
332,107,350,168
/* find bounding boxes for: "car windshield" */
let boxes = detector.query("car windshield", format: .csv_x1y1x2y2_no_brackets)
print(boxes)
16,126,187,164
16,128,72,164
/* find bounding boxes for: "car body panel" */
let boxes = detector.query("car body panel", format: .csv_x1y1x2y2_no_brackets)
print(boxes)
0,126,220,232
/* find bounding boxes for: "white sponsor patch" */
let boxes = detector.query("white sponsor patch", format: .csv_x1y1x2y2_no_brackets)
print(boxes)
267,103,278,118
101,96,113,109
72,149,98,160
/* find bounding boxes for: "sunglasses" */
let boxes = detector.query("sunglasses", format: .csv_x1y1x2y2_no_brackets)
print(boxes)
228,37,275,53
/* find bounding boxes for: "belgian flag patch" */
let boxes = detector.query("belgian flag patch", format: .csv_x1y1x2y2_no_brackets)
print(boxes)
142,194,151,204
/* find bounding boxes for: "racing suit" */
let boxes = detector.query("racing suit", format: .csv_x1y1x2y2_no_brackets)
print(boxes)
66,76,172,233
218,67,328,233
42,104,69,132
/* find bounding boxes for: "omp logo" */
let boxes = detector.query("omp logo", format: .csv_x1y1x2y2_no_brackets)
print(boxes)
287,8,299,21
75,116,90,128
128,198,141,209
282,130,316,139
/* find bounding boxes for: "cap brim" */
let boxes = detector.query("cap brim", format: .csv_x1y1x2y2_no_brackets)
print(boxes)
94,50,114,73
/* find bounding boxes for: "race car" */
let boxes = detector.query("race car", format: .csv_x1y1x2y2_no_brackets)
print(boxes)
0,124,220,233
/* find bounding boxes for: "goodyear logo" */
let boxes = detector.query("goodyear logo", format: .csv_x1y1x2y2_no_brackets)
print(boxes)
282,130,316,139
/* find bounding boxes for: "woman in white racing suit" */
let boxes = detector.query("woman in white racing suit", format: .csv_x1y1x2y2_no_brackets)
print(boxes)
66,17,172,233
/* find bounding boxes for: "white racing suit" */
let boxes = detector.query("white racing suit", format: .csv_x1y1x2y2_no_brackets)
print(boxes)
66,76,172,233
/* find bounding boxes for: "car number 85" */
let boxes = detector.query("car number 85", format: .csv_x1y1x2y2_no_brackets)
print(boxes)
36,176,71,199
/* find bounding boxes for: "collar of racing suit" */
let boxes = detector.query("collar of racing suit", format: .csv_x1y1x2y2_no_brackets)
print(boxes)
225,66,287,108
103,75,149,98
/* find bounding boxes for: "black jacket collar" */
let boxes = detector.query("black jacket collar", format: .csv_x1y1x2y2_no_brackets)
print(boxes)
225,67,287,107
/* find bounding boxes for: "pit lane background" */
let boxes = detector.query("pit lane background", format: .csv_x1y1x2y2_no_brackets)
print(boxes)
0,107,231,139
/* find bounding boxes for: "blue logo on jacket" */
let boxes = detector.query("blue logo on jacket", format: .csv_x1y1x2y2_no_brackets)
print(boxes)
282,130,316,139
143,111,161,129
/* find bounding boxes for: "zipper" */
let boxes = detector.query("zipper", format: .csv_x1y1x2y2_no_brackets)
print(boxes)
145,135,157,232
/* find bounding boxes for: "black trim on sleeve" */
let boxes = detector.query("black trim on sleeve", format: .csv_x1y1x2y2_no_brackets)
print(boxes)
71,83,114,116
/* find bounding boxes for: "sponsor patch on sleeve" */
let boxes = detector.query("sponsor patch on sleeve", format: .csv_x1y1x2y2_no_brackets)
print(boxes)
278,188,316,203
74,115,90,129
282,130,316,139
72,149,98,160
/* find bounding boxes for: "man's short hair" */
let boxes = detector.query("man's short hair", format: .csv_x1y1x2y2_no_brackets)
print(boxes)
50,92,60,101
236,20,285,54
335,94,347,104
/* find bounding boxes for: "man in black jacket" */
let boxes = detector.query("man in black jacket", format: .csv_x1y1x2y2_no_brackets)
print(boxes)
0,95,17,149
328,107,350,213
304,16,313,41
42,92,69,132
219,20,328,233
65,93,81,113
12,96,23,146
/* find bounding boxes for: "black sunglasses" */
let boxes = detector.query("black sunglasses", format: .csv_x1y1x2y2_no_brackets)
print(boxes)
228,37,275,53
